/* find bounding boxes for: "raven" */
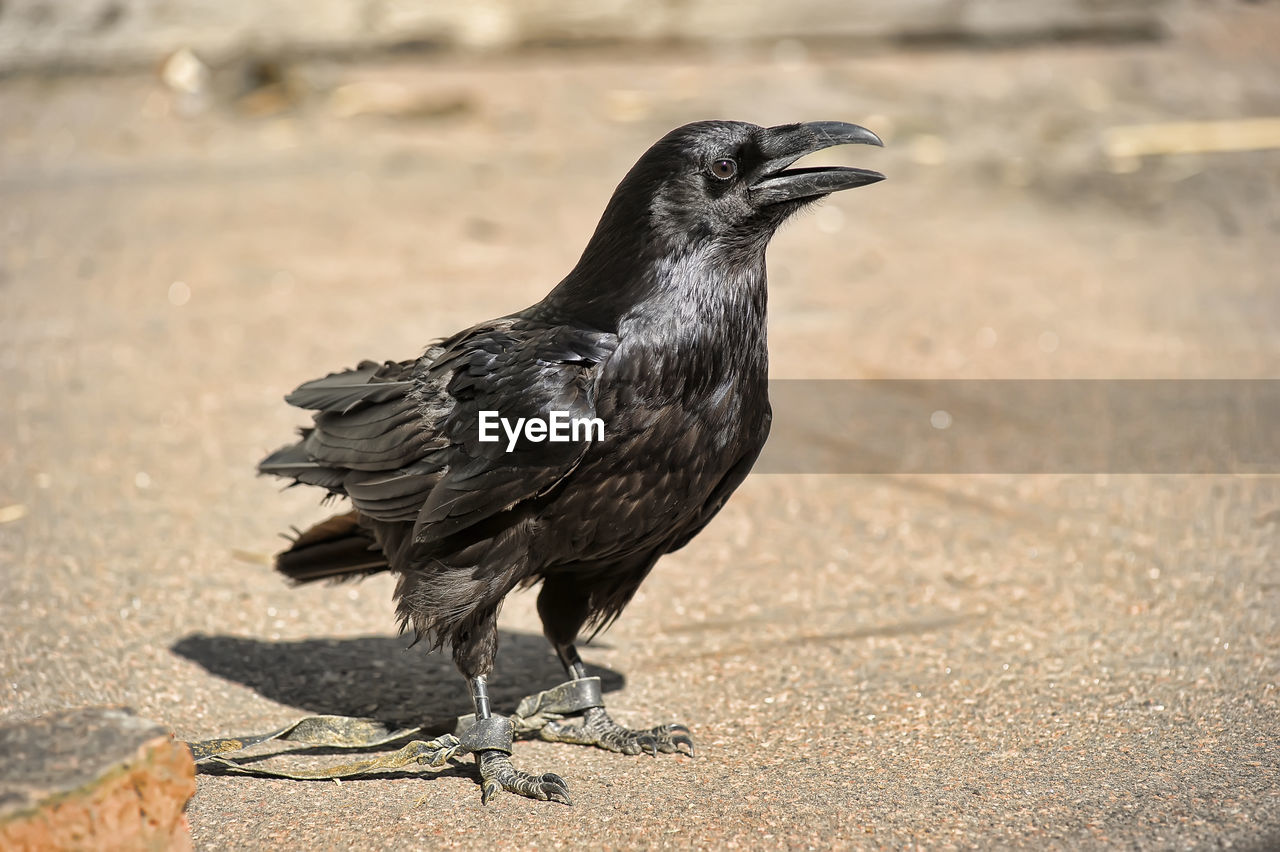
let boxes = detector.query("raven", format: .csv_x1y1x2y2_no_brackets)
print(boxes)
259,120,883,804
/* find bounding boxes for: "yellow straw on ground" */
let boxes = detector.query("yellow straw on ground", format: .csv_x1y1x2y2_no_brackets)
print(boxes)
1104,117,1280,158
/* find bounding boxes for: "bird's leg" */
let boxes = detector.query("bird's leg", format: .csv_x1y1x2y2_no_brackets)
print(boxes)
451,606,570,804
531,577,693,756
535,644,694,757
460,677,571,805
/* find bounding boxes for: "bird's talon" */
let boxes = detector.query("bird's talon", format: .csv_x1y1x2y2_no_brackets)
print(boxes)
538,706,694,758
476,750,572,806
671,733,695,756
540,774,573,805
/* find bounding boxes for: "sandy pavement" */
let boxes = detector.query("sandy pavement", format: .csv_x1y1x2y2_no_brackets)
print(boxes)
2,7,1278,848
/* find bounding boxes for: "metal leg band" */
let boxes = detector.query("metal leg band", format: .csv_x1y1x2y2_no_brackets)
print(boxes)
458,714,515,755
512,677,604,728
453,677,605,738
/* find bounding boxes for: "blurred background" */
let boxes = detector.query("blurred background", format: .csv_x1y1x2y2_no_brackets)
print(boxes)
2,0,1275,386
2,1,1278,848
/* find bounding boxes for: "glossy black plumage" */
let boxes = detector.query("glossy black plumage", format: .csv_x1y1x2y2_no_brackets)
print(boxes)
259,119,882,802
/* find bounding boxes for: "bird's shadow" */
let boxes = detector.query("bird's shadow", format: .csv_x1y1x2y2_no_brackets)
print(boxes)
172,630,625,731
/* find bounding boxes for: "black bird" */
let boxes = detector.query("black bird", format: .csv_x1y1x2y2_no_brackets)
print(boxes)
259,120,883,804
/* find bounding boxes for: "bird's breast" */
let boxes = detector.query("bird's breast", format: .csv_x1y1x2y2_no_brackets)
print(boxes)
535,355,767,559
531,274,770,559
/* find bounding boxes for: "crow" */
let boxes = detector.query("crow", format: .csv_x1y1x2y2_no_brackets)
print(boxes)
259,120,883,804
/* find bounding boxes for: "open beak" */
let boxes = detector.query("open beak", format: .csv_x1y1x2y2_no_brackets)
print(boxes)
749,121,885,206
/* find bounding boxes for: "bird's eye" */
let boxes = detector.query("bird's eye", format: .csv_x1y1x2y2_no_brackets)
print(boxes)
709,158,738,180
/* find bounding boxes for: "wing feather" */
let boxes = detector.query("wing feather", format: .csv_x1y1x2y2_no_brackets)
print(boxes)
285,361,413,413
410,323,616,545
260,320,618,545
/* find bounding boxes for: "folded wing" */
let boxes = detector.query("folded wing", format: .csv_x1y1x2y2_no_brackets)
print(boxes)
259,321,618,550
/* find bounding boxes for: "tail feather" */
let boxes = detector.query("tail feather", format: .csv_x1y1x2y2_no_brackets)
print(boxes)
259,436,349,491
276,510,389,584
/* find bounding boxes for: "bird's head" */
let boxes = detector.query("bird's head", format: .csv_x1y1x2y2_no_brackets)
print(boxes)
540,120,884,329
615,119,884,252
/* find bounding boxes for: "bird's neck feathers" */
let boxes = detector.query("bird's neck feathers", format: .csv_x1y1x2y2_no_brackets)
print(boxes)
535,186,773,344
540,232,770,366
623,245,769,348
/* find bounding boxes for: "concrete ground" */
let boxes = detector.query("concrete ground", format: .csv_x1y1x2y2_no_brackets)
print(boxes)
2,5,1278,850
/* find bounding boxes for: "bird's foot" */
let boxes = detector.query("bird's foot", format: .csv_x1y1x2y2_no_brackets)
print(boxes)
511,675,692,756
476,750,571,805
539,706,694,756
459,713,571,805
